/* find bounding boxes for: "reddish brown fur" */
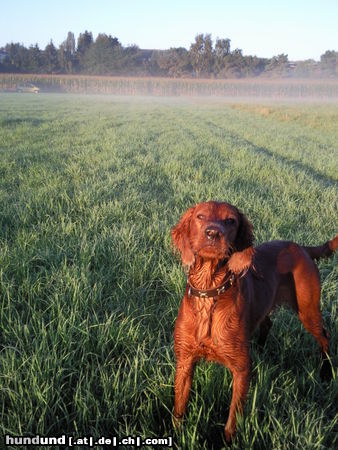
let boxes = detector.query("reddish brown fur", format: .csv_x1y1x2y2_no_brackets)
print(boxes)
171,201,337,442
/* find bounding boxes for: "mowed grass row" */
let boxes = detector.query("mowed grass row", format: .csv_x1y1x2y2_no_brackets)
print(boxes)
0,94,337,449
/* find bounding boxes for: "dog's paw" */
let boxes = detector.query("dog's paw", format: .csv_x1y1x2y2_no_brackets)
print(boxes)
227,247,254,275
320,359,333,382
224,427,234,445
172,414,183,429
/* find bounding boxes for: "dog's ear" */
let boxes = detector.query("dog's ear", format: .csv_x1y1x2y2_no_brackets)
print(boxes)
171,206,195,267
234,210,254,251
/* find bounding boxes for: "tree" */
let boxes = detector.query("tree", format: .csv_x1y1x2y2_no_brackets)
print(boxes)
65,32,76,56
57,44,67,73
190,34,214,77
215,38,231,58
44,40,59,73
264,54,289,77
77,30,93,70
1,30,337,78
77,30,93,55
242,55,268,77
157,47,192,77
83,33,121,74
5,43,27,71
229,48,246,77
6,43,18,69
214,38,231,75
292,59,318,78
320,50,337,77
28,44,43,72
58,32,76,73
118,45,140,74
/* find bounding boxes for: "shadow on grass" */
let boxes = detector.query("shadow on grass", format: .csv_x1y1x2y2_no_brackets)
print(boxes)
205,119,337,187
1,117,45,128
238,135,338,187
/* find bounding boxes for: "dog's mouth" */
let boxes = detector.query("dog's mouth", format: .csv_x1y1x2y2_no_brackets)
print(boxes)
196,242,230,260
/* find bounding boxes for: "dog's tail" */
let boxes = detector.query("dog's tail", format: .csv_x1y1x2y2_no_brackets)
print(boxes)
302,235,338,261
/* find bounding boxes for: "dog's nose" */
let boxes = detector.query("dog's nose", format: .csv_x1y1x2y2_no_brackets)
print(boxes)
205,225,223,240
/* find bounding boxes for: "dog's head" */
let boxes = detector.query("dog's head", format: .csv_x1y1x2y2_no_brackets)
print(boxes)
171,201,254,267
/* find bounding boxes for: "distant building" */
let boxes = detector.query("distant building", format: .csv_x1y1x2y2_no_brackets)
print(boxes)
0,50,8,63
288,61,297,70
134,49,160,65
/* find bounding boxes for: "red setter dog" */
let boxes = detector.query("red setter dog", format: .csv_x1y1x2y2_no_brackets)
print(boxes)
171,201,337,442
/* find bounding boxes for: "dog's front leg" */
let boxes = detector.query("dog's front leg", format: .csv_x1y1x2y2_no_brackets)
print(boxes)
224,366,250,442
173,356,195,425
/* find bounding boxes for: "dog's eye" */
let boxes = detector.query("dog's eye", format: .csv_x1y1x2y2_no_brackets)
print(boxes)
224,218,235,225
197,214,206,220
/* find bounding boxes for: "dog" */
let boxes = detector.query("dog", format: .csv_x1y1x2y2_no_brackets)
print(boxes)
171,200,337,442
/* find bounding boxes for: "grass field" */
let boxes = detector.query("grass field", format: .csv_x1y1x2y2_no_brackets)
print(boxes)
0,93,337,449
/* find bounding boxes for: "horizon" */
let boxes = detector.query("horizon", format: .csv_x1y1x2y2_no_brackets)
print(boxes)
1,0,337,62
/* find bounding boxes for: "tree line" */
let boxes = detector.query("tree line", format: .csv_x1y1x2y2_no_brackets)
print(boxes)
1,31,337,78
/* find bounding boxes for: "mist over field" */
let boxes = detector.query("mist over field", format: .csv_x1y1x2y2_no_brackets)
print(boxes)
1,74,338,103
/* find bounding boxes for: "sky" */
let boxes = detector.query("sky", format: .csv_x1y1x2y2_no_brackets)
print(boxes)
1,0,337,61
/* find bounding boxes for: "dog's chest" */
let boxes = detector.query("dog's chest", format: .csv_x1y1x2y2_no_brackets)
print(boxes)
194,296,216,342
193,296,235,361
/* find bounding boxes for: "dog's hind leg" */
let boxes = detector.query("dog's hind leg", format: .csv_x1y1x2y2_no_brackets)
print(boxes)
257,315,272,347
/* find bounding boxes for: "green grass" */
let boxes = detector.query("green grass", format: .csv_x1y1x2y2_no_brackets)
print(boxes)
0,93,337,449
